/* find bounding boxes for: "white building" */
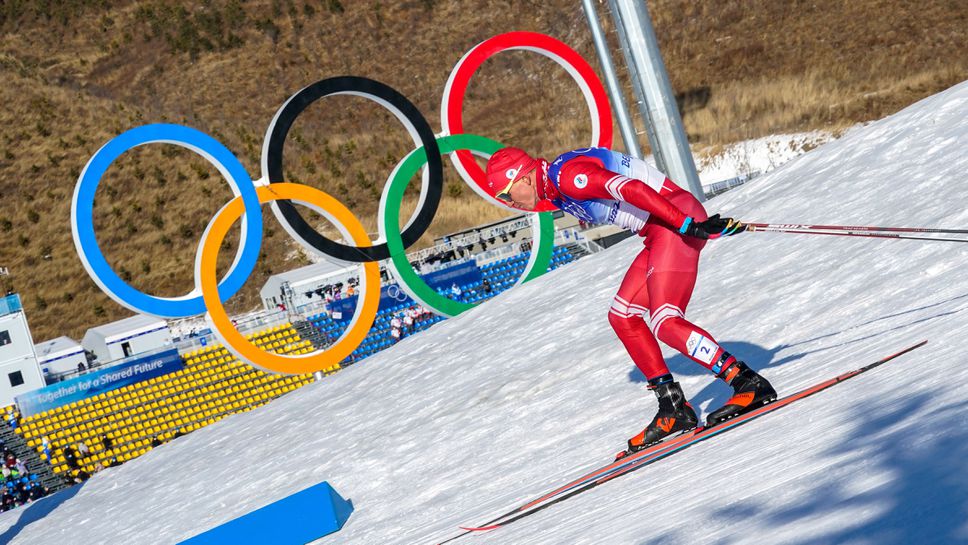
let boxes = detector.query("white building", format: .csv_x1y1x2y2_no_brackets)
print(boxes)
260,261,359,313
35,336,87,377
82,314,172,364
0,294,45,407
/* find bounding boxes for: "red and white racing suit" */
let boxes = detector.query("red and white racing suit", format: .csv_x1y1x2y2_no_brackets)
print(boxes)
543,148,735,380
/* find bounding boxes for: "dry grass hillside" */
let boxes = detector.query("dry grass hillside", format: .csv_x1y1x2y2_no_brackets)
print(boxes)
0,0,965,341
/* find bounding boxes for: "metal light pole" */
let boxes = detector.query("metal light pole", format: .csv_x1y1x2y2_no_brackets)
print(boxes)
606,0,705,200
580,0,641,159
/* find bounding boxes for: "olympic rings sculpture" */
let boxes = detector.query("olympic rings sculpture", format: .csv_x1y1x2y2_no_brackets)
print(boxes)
70,31,613,374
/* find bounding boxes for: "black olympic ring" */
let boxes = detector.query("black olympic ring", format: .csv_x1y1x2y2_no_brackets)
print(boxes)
263,76,443,263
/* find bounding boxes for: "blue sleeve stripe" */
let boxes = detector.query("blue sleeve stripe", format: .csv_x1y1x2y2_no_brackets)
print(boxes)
679,217,693,234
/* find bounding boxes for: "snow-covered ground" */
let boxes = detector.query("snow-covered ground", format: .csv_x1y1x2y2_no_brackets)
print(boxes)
1,82,967,545
696,131,837,184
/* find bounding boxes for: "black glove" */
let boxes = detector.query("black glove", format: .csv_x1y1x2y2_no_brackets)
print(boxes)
680,214,746,240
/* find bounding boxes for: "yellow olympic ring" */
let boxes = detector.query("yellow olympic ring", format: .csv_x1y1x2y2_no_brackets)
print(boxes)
196,183,380,374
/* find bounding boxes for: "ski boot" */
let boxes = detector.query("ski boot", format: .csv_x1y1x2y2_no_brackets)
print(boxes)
706,359,777,426
616,377,698,460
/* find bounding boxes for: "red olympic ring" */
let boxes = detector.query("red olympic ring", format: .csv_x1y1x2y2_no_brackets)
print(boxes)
441,31,614,213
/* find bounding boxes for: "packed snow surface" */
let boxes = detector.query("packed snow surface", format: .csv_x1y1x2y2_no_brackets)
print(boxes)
1,82,967,545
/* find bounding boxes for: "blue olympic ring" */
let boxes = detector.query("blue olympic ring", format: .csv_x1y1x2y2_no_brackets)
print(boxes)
71,124,263,318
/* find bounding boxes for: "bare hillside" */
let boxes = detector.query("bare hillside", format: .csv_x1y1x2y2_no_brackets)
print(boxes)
0,0,965,340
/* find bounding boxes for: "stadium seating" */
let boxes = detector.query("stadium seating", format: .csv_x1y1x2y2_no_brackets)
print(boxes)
305,246,577,363
15,323,316,477
11,246,579,480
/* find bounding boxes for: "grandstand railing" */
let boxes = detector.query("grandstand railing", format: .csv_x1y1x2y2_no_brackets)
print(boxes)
555,227,604,255
702,171,760,198
172,308,292,353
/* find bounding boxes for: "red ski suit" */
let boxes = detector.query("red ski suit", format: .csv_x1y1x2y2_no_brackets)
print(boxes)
544,148,735,380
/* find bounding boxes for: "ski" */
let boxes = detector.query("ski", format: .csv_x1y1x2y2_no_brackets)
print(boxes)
438,340,927,543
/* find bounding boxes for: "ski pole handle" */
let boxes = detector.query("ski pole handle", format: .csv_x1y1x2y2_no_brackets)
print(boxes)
747,223,968,243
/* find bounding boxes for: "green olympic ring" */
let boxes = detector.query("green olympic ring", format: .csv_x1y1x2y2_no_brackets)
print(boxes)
379,133,555,318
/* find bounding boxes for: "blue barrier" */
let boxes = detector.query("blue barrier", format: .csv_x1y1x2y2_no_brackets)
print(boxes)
179,481,353,545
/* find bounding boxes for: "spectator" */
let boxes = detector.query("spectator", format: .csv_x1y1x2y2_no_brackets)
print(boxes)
390,326,401,344
173,427,185,439
101,433,114,452
346,284,355,297
76,441,91,458
71,468,90,483
5,409,18,431
418,305,432,324
41,436,52,460
451,283,462,298
4,454,17,469
15,479,28,504
77,361,86,373
389,314,402,333
482,278,492,294
14,458,27,476
402,309,414,336
63,447,80,470
1,488,14,512
28,481,48,501
150,435,162,448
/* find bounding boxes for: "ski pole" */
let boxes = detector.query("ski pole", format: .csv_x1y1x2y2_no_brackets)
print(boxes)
746,223,968,243
748,222,968,235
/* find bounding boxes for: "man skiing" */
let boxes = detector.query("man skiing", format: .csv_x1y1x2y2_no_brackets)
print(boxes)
485,147,777,456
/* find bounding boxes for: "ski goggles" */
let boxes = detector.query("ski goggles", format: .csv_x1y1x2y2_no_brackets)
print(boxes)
494,165,535,203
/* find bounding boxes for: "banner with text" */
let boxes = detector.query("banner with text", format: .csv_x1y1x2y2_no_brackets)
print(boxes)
15,348,183,416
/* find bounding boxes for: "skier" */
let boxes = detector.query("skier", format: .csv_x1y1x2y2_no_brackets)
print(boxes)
485,147,777,455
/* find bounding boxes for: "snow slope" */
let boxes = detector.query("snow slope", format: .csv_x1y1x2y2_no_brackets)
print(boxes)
1,81,967,545
695,131,836,184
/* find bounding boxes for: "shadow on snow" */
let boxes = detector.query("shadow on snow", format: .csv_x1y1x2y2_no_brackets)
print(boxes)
625,292,968,416
639,394,968,545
